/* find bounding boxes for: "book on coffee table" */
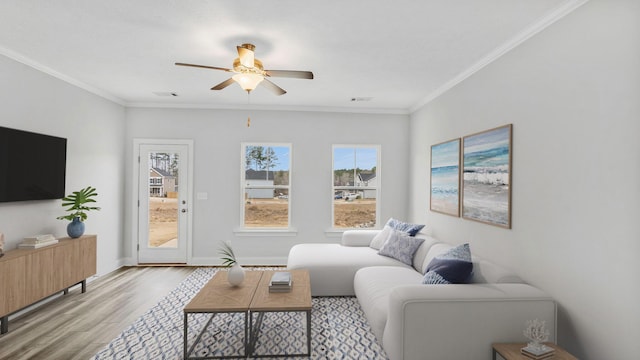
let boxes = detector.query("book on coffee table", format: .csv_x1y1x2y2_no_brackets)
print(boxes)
270,271,291,284
269,271,293,292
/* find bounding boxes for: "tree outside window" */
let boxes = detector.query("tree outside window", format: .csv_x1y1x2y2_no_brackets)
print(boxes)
333,146,379,228
242,144,291,228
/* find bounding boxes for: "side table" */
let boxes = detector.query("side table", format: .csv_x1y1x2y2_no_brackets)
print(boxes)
492,343,577,360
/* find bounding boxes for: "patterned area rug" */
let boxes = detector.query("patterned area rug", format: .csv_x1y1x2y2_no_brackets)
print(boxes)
92,268,388,359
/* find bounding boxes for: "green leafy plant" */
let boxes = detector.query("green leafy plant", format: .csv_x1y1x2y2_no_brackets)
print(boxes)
56,186,101,222
218,241,237,267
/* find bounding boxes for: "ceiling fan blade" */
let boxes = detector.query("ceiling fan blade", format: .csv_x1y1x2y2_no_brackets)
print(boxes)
211,78,236,90
237,45,255,68
264,70,314,79
260,78,287,95
175,62,232,72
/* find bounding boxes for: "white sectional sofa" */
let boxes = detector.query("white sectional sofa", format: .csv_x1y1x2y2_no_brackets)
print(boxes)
287,229,557,360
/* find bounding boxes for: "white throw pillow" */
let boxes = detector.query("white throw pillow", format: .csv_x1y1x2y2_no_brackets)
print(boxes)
369,225,392,250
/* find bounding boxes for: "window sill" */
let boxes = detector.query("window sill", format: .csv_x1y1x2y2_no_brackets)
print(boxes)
325,227,381,236
233,228,298,237
324,229,345,237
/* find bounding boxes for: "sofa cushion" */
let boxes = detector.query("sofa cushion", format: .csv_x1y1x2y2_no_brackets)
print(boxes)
378,229,425,265
287,243,412,296
411,234,441,273
342,229,380,247
470,257,523,284
385,218,425,236
354,266,424,341
422,243,473,284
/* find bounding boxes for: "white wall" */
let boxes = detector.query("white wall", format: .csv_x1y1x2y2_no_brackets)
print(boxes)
124,107,410,264
0,54,126,276
408,0,639,359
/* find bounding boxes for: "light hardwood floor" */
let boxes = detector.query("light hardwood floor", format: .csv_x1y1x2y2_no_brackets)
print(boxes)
0,266,196,360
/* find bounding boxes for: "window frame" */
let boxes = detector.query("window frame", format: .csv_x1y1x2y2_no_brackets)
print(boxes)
239,142,293,232
331,144,381,231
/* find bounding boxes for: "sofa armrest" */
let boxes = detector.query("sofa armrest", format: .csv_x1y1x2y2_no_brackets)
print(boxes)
383,284,556,360
341,229,380,247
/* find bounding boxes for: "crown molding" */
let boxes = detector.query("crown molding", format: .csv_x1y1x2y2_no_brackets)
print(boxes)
409,0,590,113
1,46,408,115
0,46,126,106
2,0,588,116
126,101,410,115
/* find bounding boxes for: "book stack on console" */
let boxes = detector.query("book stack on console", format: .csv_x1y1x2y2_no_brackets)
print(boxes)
269,271,292,293
19,234,58,249
520,344,555,360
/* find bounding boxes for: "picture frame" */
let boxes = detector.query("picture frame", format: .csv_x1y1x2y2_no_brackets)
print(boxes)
462,124,512,228
430,138,461,217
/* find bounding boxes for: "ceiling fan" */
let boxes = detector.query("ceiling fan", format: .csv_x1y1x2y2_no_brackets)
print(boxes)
175,43,314,95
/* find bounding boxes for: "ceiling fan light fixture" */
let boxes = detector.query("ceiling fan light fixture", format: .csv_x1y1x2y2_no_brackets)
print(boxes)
176,43,313,95
232,72,264,92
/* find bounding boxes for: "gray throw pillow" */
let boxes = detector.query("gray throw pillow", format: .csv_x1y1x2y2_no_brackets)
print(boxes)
378,229,425,265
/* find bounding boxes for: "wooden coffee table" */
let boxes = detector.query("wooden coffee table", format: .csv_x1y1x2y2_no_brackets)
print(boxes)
248,270,312,358
183,270,262,359
183,269,311,359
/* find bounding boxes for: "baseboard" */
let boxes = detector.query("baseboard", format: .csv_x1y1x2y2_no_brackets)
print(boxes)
189,256,288,266
119,257,136,267
116,256,288,267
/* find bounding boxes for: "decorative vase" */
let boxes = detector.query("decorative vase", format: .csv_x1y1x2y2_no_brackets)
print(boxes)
227,263,245,286
67,217,85,238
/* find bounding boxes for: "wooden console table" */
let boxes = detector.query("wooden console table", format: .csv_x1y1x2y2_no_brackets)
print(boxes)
0,235,97,334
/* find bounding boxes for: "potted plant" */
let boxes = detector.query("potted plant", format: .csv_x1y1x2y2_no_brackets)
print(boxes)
218,241,245,286
57,186,100,238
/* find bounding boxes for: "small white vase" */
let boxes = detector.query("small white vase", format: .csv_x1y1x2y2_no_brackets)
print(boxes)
227,263,245,286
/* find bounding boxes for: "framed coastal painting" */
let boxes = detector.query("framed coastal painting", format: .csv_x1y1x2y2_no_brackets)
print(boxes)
430,138,460,217
462,124,512,228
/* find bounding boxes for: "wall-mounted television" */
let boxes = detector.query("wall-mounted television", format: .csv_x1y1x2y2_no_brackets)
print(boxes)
0,126,67,203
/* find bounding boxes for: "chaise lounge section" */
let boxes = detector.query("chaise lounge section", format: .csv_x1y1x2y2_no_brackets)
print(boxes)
287,228,557,360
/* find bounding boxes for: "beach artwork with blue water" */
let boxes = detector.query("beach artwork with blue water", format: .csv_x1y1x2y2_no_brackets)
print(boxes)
430,138,460,216
462,124,512,228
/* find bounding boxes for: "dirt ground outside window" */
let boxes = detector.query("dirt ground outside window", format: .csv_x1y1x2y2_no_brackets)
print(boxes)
148,198,376,247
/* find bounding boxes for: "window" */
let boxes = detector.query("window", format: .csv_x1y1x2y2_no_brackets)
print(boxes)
332,145,380,229
241,143,291,229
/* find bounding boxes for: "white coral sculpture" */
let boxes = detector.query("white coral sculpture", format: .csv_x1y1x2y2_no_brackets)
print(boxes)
523,319,550,349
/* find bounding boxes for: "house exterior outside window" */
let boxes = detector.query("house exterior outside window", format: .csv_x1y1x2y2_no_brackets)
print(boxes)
241,143,291,229
149,167,176,197
332,145,380,229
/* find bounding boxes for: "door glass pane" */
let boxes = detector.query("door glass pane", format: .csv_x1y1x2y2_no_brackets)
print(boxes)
333,147,377,228
148,152,179,248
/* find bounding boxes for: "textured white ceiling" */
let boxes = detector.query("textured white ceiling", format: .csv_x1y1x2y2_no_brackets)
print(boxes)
0,0,584,113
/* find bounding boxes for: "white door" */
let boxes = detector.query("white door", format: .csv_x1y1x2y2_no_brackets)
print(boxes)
136,141,192,263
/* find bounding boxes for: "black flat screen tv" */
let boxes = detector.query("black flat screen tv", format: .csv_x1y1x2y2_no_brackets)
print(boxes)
0,126,67,203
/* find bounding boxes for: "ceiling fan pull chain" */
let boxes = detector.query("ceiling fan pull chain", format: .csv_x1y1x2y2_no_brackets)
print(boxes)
247,91,251,127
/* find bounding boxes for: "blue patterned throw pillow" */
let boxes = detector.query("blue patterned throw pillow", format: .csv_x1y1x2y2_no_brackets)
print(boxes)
422,243,473,284
386,218,425,236
378,229,425,266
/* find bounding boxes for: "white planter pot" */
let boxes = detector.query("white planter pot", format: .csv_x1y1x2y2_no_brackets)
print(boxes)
227,263,245,286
